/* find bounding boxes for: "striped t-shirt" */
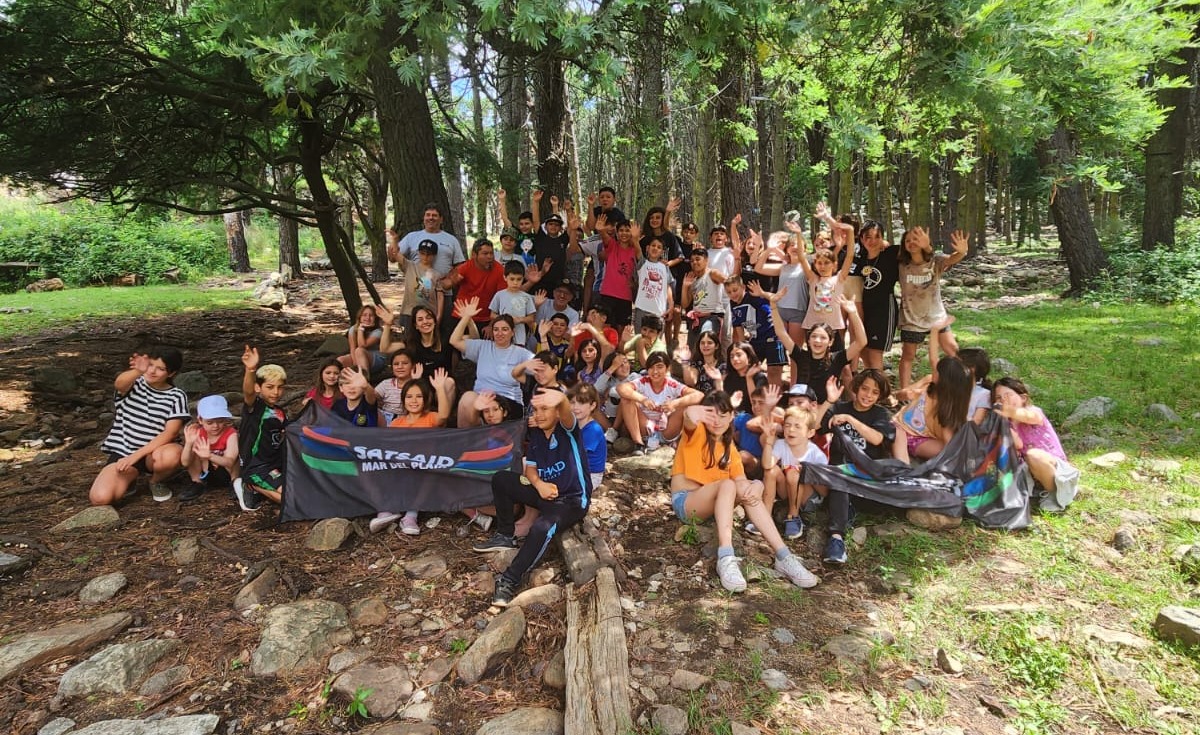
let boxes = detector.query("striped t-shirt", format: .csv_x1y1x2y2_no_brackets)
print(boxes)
100,377,189,457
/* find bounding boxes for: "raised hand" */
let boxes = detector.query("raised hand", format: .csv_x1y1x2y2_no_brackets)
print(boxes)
732,212,742,228
595,213,608,231
130,352,151,373
837,294,857,314
767,285,787,304
474,390,498,412
340,366,369,390
704,364,724,383
666,196,682,213
784,219,804,235
530,387,564,411
412,362,424,380
911,226,931,251
539,319,553,337
746,281,769,300
950,229,969,255
455,296,482,321
184,422,200,445
429,367,448,390
534,289,548,308
620,324,634,345
375,303,395,326
241,345,260,371
932,313,957,332
550,195,559,210
815,201,833,222
192,432,211,459
762,383,782,411
730,390,744,410
532,190,544,202
587,192,597,206
825,375,844,403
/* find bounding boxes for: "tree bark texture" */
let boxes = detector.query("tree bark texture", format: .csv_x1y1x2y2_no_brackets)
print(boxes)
1038,126,1109,294
274,164,303,280
532,52,571,215
715,60,757,230
1142,24,1199,249
224,212,251,272
433,48,466,243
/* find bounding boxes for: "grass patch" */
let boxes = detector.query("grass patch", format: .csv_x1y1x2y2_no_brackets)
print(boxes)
0,283,253,339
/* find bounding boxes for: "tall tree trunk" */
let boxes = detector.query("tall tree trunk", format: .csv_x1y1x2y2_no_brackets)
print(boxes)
224,212,251,272
498,50,526,221
930,161,942,243
1142,22,1199,249
274,164,303,280
532,52,571,216
696,103,716,235
910,157,931,227
715,60,757,230
433,48,466,244
370,18,453,237
1038,126,1109,294
769,106,787,233
638,16,669,214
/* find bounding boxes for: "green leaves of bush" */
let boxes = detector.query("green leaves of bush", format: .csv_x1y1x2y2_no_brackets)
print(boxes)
0,199,226,291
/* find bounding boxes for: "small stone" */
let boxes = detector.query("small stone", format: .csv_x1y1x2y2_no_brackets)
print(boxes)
404,554,448,580
327,650,366,674
771,628,795,645
1147,459,1182,474
172,537,200,565
474,707,563,735
1081,625,1152,649
71,715,219,735
457,607,526,685
871,523,910,538
981,556,1029,575
542,651,566,689
398,702,435,723
487,549,519,573
1110,527,1136,553
759,668,791,691
332,664,413,718
903,676,932,692
305,518,352,551
935,647,963,674
670,668,711,691
374,725,441,735
1136,337,1165,347
138,665,191,696
233,567,279,612
1154,606,1200,646
1064,396,1116,427
730,724,762,735
847,626,895,645
38,718,76,735
32,367,78,394
509,583,563,609
529,567,556,587
991,357,1018,375
906,509,962,531
821,635,872,662
51,506,119,533
850,527,868,546
1144,404,1182,424
418,657,454,686
0,551,31,575
651,705,689,735
1089,452,1126,468
1115,510,1155,527
350,597,389,628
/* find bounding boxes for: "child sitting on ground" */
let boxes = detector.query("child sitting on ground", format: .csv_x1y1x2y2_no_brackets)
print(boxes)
991,377,1079,512
90,347,189,506
302,359,342,411
332,367,380,427
179,395,239,502
233,345,287,512
569,383,607,490
473,387,593,607
761,406,828,540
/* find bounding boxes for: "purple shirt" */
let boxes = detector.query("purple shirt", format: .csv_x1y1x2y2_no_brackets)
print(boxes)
1013,407,1067,463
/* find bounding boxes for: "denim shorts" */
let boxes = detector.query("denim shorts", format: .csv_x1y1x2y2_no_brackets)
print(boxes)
671,490,690,521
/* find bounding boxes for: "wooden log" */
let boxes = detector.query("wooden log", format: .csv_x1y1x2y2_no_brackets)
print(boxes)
589,567,633,733
559,526,601,585
581,522,626,582
564,583,599,735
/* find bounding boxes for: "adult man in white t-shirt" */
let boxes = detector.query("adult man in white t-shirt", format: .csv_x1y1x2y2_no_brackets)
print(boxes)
388,203,466,334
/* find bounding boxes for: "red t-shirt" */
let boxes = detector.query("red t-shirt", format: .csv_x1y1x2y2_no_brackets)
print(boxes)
574,326,619,352
452,261,506,323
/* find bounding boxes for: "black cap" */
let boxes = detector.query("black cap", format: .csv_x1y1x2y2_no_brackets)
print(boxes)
418,239,438,255
545,214,564,225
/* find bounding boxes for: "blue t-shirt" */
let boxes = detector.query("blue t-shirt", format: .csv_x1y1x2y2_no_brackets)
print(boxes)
579,420,607,474
332,397,378,427
730,294,777,345
525,420,592,507
733,413,764,460
464,339,533,403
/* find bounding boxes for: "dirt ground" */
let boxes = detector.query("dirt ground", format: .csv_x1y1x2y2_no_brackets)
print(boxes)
0,258,1072,735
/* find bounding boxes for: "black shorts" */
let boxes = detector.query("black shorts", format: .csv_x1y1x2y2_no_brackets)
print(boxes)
862,297,898,352
754,340,788,367
600,295,633,329
901,326,952,345
106,452,149,474
202,466,233,489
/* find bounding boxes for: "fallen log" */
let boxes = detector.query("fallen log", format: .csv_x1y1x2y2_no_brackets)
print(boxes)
564,568,632,734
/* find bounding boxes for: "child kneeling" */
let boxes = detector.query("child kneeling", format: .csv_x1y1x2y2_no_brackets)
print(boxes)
671,391,819,593
473,387,593,607
179,395,239,501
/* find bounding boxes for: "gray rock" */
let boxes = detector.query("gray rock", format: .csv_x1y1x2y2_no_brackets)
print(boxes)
0,551,31,575
328,649,367,674
171,537,199,565
771,628,795,645
418,657,454,686
1147,459,1182,474
174,372,211,395
542,651,566,689
138,665,191,696
650,705,689,735
850,527,868,546
1073,435,1107,451
846,626,896,645
233,567,278,612
906,509,962,531
731,723,762,735
1110,527,1136,553
32,367,78,394
903,676,932,692
79,572,128,604
305,518,353,551
1064,397,1116,427
58,640,179,697
670,668,711,691
0,611,132,683
333,663,413,718
1089,451,1126,468
487,548,519,573
38,718,76,735
457,607,526,684
509,583,563,609
250,599,353,677
475,708,563,735
1154,606,1200,646
935,647,963,674
759,668,791,691
314,334,350,357
1179,546,1200,583
403,554,448,580
70,714,219,735
1115,509,1155,527
1145,403,1182,423
611,449,675,483
1136,337,1165,347
350,597,389,628
1081,625,1152,649
991,358,1018,376
51,506,120,533
821,635,872,662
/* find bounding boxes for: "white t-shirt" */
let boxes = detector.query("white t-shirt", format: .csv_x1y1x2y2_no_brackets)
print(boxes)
634,260,674,316
633,375,686,422
398,230,465,277
463,339,533,403
771,439,827,470
969,384,991,420
489,289,537,345
708,247,736,308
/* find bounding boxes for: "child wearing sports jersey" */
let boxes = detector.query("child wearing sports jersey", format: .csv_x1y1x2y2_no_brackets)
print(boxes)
179,395,239,502
233,345,287,512
331,367,380,428
473,388,593,607
671,392,819,593
616,351,702,452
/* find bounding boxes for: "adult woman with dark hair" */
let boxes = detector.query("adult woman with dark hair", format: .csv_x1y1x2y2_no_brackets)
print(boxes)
451,297,533,427
379,304,460,410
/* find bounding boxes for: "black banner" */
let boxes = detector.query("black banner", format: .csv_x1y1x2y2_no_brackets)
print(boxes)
280,405,525,523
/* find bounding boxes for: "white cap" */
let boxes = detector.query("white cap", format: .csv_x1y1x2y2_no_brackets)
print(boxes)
197,395,233,420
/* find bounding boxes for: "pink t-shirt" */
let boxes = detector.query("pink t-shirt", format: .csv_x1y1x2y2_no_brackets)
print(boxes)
1013,407,1067,463
601,240,638,301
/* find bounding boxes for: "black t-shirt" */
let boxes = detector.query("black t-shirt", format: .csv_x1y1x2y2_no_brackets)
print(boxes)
533,231,569,291
592,205,627,228
412,339,454,376
788,346,848,403
860,246,900,306
821,400,895,463
240,397,287,473
724,370,769,404
332,396,379,427
739,261,777,293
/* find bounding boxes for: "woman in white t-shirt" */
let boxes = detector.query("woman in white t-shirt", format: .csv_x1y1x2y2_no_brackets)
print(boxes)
450,297,533,427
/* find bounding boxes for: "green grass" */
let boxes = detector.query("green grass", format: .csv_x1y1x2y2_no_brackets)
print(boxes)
0,283,253,339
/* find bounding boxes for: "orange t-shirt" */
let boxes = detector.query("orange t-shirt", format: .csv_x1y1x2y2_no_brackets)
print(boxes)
389,413,440,429
672,423,744,485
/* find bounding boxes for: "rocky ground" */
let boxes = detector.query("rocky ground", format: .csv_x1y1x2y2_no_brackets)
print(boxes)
1,252,1198,735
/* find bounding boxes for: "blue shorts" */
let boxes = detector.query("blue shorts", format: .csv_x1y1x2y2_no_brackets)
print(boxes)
672,490,690,521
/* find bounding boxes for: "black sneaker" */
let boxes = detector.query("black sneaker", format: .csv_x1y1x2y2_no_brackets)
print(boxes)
823,536,848,565
178,482,207,502
472,533,518,553
233,478,262,512
492,577,518,607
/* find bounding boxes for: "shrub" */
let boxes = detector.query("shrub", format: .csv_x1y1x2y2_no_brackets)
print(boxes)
1092,217,1200,304
0,198,227,291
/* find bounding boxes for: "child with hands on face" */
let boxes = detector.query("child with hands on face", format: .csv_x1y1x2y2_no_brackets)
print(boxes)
179,395,239,502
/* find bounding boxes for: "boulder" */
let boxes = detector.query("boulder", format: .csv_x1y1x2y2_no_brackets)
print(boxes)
333,663,413,718
456,607,526,685
1063,397,1115,427
991,357,1018,375
1089,452,1126,468
1154,607,1200,646
403,554,448,580
233,567,279,612
171,537,200,565
475,708,563,735
611,449,675,483
0,551,31,575
138,664,191,696
79,572,128,604
350,597,390,628
70,714,219,735
315,335,350,357
37,718,76,735
542,651,566,689
1081,625,1152,650
905,509,962,531
305,518,353,551
821,635,872,662
174,371,210,395
1144,403,1181,424
51,506,119,533
418,657,454,686
32,367,77,394
250,600,353,677
759,668,791,691
650,705,688,735
58,640,179,697
0,611,132,683
508,583,563,609
670,668,711,691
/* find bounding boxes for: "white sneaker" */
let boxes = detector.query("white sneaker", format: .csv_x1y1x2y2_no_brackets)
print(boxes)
472,512,494,532
399,512,421,536
604,427,618,443
370,512,401,533
775,553,820,589
716,555,747,593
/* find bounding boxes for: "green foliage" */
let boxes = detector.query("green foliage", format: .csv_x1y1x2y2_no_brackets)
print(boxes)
345,686,374,718
0,199,227,292
1094,218,1200,304
976,618,1070,693
449,637,469,655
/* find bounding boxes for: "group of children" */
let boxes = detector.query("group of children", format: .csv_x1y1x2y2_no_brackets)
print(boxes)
87,192,1080,605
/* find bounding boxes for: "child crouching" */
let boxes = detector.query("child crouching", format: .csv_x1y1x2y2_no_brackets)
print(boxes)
234,345,287,511
179,395,239,502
